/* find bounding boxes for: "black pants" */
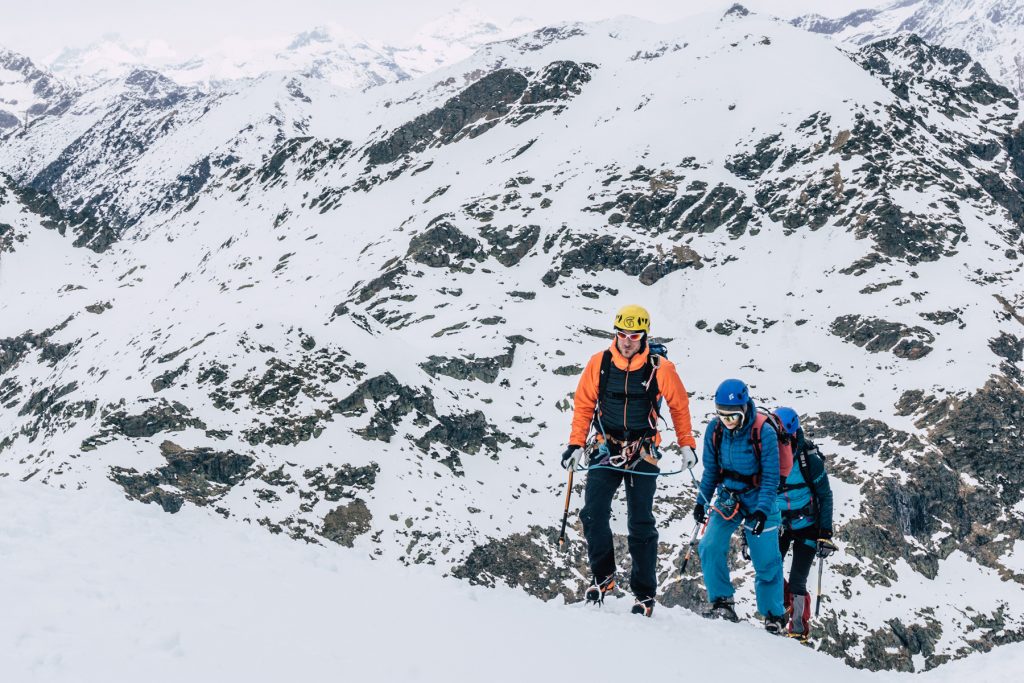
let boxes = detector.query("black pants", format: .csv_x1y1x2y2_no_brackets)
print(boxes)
579,460,659,599
779,526,818,595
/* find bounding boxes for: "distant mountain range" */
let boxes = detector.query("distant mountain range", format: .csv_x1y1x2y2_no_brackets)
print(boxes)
794,0,1024,97
43,7,537,91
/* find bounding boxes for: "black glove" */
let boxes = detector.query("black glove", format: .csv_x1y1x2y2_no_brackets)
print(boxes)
819,527,833,540
816,538,837,558
560,445,580,470
692,502,706,524
749,511,767,536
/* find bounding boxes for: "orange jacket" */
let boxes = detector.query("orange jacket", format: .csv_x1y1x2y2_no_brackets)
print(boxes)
568,342,697,449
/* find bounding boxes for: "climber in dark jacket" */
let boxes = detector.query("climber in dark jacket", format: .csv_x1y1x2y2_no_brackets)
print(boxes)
774,407,835,639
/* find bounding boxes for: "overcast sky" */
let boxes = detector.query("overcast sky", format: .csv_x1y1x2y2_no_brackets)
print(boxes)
0,0,881,63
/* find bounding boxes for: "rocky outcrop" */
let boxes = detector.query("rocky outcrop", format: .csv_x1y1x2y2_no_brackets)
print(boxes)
365,61,594,166
419,337,525,383
542,233,702,286
110,440,255,513
81,399,207,451
321,499,373,547
830,315,934,359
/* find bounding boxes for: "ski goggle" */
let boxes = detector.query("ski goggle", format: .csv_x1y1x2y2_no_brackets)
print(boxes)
716,410,745,425
615,330,644,341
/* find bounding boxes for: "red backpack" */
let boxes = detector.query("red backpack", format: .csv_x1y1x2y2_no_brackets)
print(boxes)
711,407,794,487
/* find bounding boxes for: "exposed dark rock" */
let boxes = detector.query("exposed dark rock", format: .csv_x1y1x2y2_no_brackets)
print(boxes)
415,410,518,474
407,222,485,271
830,315,934,358
419,337,524,383
365,62,593,166
331,373,436,443
989,332,1024,362
479,224,540,266
110,440,255,513
365,70,530,165
452,525,589,601
151,361,189,393
304,463,379,502
82,399,206,451
543,233,701,286
0,318,76,376
321,499,372,547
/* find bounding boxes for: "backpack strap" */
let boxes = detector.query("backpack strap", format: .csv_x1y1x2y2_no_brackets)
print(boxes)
796,440,818,513
597,350,612,408
713,416,761,489
643,354,663,425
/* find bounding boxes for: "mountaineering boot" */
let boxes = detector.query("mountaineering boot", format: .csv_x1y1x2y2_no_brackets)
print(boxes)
703,597,739,622
631,597,655,617
789,593,811,638
764,614,787,635
584,576,616,606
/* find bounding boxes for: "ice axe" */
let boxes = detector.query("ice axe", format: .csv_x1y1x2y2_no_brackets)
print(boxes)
679,517,706,577
557,467,574,550
814,538,837,616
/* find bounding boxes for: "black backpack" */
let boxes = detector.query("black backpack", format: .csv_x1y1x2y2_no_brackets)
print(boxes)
595,341,667,426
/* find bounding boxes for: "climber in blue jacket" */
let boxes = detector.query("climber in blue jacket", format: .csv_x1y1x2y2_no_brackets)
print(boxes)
774,406,835,639
695,379,786,632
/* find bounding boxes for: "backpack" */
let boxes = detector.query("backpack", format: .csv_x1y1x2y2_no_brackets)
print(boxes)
710,407,794,488
781,437,825,511
596,341,667,428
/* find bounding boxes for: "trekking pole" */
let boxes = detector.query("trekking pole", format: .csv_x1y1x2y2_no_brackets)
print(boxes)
557,468,574,549
815,554,825,616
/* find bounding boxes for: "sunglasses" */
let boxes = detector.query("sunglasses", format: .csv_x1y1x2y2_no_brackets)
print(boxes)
615,330,644,341
716,410,744,422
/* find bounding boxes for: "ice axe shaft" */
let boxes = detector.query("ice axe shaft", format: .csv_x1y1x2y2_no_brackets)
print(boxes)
679,518,706,577
815,554,825,616
557,468,574,549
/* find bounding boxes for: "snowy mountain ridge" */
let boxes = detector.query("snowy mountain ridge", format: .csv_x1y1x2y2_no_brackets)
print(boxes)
2,6,1024,674
42,7,539,91
793,0,1024,98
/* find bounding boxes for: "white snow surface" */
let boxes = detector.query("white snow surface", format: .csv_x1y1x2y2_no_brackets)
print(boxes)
2,479,1022,683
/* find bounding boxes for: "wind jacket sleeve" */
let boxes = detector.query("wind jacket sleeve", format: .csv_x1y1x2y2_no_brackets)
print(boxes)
655,360,697,449
755,423,780,516
807,450,834,532
568,353,602,447
697,423,720,507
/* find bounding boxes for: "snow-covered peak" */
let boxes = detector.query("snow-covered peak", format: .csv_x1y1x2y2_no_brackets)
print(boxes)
395,6,538,75
0,47,75,129
47,34,182,88
794,0,1024,96
35,9,540,93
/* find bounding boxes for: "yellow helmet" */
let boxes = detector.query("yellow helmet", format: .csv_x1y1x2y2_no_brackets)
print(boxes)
613,304,650,333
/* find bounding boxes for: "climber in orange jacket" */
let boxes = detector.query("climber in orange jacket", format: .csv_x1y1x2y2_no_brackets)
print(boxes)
560,304,697,617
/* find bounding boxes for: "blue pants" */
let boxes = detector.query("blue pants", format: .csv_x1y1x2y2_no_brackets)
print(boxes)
698,504,784,618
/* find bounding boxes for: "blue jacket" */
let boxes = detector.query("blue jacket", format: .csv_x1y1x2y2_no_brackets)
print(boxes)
779,431,834,532
698,400,779,517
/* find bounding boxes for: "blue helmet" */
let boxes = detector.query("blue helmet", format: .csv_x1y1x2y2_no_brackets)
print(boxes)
775,406,800,436
714,379,749,408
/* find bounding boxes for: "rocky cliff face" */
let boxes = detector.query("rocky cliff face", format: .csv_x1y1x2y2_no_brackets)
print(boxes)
2,7,1023,672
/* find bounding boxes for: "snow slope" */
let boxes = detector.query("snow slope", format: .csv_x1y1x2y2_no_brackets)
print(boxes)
4,478,1023,683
